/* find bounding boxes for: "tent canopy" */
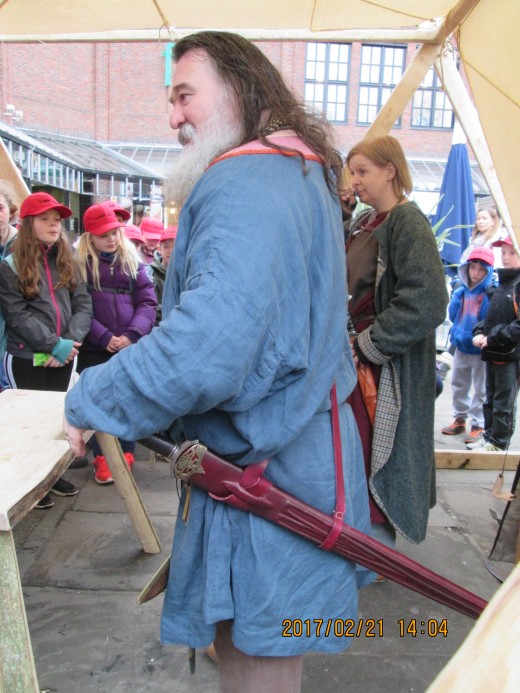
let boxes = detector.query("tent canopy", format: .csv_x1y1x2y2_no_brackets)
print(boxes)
1,1,518,239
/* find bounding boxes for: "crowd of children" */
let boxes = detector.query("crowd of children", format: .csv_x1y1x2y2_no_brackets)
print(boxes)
441,212,520,452
0,185,179,506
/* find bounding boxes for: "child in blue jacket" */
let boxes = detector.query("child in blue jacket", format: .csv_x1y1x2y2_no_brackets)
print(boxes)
441,246,494,442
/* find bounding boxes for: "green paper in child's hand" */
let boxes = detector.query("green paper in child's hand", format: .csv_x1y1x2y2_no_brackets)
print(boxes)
33,353,51,367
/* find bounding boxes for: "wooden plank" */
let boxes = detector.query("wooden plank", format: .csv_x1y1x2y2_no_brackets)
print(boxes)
427,562,520,692
95,432,162,555
0,390,93,530
1,442,72,531
435,449,520,471
0,389,69,442
0,532,39,693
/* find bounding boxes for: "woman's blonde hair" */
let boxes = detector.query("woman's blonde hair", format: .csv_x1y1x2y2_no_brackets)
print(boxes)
75,229,140,290
11,217,78,300
471,207,501,244
346,135,413,199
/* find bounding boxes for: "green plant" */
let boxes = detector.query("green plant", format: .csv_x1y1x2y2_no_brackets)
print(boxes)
430,200,472,254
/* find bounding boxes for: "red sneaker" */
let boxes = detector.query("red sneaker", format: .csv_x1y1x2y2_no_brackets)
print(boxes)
93,455,114,485
464,426,484,444
123,452,135,470
441,417,466,435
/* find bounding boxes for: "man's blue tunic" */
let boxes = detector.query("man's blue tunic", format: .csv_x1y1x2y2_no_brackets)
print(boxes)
66,140,371,655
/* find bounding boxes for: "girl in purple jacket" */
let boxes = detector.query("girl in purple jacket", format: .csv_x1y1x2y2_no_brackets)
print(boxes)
76,203,157,484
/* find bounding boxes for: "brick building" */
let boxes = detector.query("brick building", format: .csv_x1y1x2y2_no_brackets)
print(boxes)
0,39,488,226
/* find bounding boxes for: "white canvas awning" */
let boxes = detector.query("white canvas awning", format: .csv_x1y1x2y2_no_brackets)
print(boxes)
1,1,518,238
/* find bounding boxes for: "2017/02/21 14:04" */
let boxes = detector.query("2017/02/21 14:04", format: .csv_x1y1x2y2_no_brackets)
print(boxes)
281,618,448,638
398,619,448,637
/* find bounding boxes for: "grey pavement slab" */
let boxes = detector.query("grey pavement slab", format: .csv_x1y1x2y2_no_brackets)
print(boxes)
24,588,219,693
23,512,175,591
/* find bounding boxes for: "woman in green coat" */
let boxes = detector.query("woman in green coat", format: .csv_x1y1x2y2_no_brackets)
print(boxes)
345,135,448,544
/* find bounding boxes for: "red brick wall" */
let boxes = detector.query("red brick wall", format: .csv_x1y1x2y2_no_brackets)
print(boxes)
0,39,460,159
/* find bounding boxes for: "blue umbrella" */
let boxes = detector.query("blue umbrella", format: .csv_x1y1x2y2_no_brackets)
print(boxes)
431,141,476,275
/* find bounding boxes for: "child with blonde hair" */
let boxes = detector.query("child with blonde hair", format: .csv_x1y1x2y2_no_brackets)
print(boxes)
75,203,157,484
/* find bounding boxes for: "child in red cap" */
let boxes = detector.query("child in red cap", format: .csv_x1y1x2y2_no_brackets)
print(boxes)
0,191,93,508
123,223,145,261
441,246,495,442
148,226,177,324
75,203,157,483
140,216,164,265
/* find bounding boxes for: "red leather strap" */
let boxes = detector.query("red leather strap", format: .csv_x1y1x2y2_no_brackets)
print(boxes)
319,383,346,550
208,459,270,510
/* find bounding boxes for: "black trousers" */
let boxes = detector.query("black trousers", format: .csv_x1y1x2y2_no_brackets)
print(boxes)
4,353,74,392
483,360,520,449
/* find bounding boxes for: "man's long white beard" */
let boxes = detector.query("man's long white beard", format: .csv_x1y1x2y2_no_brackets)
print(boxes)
166,99,243,208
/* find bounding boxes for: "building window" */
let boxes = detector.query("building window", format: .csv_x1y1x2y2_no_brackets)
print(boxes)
411,66,454,129
305,42,350,123
357,44,406,125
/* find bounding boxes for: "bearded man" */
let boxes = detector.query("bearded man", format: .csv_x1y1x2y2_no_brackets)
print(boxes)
64,31,371,691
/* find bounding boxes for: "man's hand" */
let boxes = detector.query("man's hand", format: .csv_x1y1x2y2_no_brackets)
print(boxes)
63,417,86,457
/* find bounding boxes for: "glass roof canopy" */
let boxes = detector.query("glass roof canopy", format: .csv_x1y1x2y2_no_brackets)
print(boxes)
1,123,165,201
108,143,182,177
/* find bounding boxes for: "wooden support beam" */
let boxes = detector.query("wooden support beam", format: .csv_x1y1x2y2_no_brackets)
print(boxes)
362,0,481,142
95,433,162,554
435,50,513,237
0,138,30,206
434,0,482,43
435,449,520,471
426,562,520,692
0,532,39,693
364,42,442,140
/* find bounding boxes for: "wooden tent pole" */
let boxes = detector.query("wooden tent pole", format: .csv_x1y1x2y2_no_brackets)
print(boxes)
364,42,442,141
0,138,30,205
436,50,513,238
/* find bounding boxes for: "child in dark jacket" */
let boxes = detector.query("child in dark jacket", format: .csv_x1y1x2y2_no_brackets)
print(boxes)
471,236,520,451
0,192,93,508
441,246,494,442
75,203,157,483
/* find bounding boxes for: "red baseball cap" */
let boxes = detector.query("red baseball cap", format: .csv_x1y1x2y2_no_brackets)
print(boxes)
491,236,514,248
104,200,131,221
83,204,122,236
467,246,494,266
19,192,72,219
140,216,164,240
124,223,144,244
161,226,177,242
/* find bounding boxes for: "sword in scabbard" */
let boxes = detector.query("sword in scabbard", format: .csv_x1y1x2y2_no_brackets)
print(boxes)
139,434,487,620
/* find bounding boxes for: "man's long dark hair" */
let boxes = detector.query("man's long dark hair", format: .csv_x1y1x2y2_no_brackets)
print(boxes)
173,31,343,194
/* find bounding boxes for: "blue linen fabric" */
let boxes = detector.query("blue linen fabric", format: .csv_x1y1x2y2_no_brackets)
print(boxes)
65,144,372,655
